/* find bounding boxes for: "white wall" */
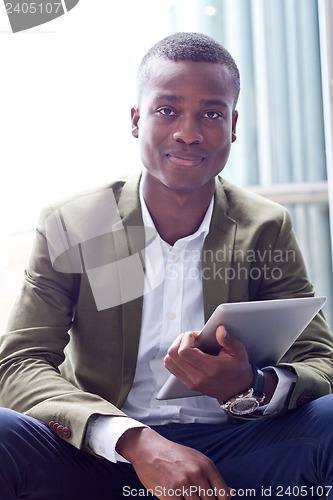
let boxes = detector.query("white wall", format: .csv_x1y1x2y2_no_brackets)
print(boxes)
0,0,171,236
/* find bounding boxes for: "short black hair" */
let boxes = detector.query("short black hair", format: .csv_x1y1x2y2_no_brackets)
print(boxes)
137,32,240,107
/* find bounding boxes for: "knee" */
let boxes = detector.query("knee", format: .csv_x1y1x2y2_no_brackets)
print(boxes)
305,394,333,424
309,394,333,410
0,407,32,444
0,407,23,429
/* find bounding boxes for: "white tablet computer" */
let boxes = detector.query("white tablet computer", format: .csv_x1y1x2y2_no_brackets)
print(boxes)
156,296,327,400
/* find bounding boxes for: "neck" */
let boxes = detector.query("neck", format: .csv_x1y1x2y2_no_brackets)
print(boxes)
141,173,215,246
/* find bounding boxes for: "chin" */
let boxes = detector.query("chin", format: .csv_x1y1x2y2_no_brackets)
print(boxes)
144,167,213,193
164,174,214,193
162,178,204,192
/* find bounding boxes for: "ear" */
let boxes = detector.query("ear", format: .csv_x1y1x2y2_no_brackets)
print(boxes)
231,110,238,143
131,106,140,138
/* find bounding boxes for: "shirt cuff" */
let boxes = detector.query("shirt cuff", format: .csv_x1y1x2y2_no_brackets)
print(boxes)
261,366,297,415
86,415,148,463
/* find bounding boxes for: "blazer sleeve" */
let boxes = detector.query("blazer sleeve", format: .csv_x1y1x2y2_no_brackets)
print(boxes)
248,208,333,414
0,204,128,452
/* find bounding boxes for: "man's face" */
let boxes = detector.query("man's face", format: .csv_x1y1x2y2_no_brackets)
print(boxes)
132,59,238,193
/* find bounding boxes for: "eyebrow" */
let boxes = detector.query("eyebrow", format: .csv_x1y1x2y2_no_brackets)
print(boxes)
200,98,229,108
155,94,229,108
156,94,183,103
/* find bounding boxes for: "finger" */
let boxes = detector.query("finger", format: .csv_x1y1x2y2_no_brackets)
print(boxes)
174,332,209,370
167,331,201,362
207,468,233,500
164,347,205,390
192,483,230,500
178,331,200,354
164,348,203,387
183,482,213,500
184,491,200,500
166,333,184,355
163,355,188,379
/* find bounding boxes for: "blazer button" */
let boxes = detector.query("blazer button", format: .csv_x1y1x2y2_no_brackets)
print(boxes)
56,425,64,437
62,427,71,439
50,421,59,431
48,421,71,439
48,420,55,430
297,395,313,407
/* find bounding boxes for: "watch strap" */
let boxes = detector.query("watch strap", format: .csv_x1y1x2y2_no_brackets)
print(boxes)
251,364,265,401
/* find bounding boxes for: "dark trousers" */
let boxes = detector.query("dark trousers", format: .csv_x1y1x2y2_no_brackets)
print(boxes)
1,395,333,499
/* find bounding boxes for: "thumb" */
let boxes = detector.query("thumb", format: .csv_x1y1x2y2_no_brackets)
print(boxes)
216,325,228,347
216,325,245,355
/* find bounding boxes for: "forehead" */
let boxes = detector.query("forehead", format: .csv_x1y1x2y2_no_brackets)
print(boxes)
139,59,236,106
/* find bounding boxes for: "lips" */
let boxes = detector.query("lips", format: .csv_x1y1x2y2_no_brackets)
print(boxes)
166,151,205,167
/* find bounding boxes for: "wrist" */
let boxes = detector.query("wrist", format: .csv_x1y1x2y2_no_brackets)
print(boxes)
116,427,155,463
262,369,278,405
222,365,265,415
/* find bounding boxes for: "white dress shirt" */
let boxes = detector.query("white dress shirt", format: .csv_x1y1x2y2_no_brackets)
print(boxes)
87,179,296,462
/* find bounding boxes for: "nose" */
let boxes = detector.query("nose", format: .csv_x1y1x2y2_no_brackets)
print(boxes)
172,117,203,145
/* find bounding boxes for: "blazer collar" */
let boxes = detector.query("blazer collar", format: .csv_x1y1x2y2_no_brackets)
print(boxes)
117,172,143,227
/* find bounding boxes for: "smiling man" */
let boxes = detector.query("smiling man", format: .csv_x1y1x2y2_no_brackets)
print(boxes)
133,57,238,247
0,32,333,500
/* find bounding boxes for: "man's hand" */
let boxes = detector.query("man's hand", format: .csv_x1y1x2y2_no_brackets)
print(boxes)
116,427,234,499
164,325,253,401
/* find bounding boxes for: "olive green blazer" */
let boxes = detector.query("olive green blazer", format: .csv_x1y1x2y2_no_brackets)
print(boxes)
1,173,332,451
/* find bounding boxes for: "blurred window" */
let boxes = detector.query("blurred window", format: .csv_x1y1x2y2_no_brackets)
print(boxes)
167,0,333,326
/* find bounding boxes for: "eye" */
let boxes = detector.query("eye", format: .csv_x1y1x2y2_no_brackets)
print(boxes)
157,107,176,116
203,111,222,119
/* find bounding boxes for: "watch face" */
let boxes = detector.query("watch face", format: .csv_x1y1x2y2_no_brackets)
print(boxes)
230,397,259,415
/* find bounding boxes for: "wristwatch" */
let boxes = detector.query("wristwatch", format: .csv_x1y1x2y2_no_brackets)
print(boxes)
221,365,265,416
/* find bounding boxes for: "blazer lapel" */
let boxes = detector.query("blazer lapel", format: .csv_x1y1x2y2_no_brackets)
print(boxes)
112,173,146,404
202,178,237,322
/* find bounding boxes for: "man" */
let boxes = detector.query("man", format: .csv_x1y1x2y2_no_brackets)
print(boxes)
0,32,333,499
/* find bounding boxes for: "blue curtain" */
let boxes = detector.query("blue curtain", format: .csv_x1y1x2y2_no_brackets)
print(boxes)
168,0,333,326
